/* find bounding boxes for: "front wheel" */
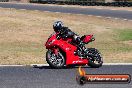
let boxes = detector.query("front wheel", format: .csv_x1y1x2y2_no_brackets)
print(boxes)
87,48,103,68
46,49,65,69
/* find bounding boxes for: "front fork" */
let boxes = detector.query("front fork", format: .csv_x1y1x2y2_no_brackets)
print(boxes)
52,48,59,56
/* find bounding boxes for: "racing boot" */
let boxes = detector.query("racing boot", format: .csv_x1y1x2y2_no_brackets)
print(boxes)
75,42,86,58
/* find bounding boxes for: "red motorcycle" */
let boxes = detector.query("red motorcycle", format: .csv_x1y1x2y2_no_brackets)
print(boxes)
45,32,103,68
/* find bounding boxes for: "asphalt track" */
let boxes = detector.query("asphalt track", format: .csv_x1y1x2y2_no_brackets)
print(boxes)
0,3,132,20
0,65,132,88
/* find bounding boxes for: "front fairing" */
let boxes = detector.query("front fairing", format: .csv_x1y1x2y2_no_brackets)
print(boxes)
45,32,89,65
45,32,57,48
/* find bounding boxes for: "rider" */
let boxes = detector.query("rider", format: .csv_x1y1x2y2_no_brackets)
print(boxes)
53,21,86,56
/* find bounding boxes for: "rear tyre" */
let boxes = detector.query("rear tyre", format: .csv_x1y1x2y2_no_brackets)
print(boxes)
87,48,103,68
46,49,65,69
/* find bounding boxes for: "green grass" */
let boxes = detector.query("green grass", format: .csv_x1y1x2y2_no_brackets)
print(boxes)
118,29,132,41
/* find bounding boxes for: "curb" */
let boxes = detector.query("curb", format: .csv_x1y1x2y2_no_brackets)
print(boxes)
0,63,132,67
103,63,132,65
0,65,26,67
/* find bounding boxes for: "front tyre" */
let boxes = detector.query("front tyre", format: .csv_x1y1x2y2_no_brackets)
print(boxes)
46,49,65,69
87,48,103,68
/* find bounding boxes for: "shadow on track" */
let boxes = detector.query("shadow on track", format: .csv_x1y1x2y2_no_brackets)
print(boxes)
32,65,91,69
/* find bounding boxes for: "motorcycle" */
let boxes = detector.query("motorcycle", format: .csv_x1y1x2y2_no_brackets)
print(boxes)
45,32,103,68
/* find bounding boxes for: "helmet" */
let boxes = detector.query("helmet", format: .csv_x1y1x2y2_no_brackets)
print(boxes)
53,21,64,32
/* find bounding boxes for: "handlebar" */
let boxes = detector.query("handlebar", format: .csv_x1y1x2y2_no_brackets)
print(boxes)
91,37,95,41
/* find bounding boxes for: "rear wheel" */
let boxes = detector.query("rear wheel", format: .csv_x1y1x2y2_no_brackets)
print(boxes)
46,49,65,69
87,48,103,68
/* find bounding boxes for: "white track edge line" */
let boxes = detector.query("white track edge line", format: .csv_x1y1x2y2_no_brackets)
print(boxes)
31,63,132,66
0,63,132,67
0,65,26,66
103,63,132,65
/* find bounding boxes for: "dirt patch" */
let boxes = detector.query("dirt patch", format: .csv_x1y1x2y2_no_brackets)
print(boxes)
104,52,132,63
122,40,132,45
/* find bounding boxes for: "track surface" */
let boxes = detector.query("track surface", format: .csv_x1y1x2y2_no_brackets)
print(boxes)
0,3,132,20
0,65,132,88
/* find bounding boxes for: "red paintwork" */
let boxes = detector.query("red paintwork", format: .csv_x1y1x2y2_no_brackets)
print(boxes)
82,35,93,43
45,33,93,66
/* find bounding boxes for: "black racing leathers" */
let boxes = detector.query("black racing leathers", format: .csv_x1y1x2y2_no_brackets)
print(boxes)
57,27,85,55
58,27,80,44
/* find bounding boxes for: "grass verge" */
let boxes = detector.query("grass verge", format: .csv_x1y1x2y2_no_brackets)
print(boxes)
117,29,132,41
